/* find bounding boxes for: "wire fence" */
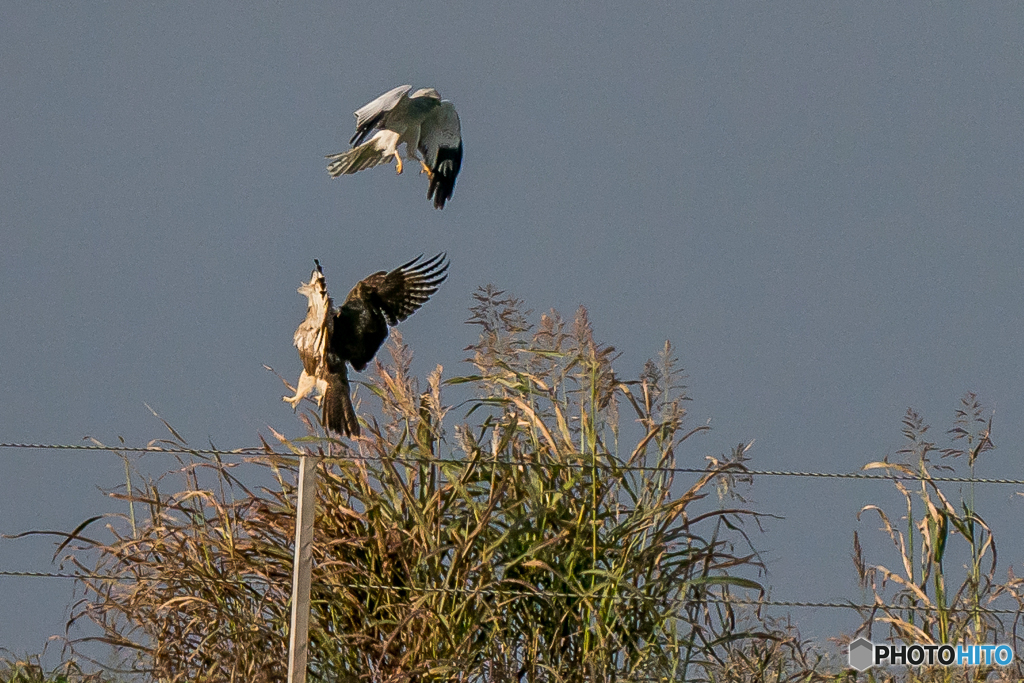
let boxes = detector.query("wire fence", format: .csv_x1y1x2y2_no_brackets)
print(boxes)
1,569,1020,616
2,441,1022,485
2,440,1022,621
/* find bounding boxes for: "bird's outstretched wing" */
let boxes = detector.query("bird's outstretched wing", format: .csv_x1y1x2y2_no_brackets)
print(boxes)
326,130,401,176
354,253,449,326
419,101,463,209
350,84,412,145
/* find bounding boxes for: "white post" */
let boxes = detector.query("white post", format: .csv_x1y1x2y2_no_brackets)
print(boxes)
287,453,317,683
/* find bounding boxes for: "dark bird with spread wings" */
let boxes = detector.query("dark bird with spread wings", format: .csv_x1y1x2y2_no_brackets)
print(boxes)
284,254,449,436
325,85,463,209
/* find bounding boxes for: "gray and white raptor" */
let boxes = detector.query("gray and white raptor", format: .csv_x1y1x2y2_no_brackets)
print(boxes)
326,85,463,209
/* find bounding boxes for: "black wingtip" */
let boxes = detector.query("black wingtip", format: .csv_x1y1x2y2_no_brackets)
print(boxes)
426,143,462,209
397,253,426,272
423,252,449,281
402,252,449,282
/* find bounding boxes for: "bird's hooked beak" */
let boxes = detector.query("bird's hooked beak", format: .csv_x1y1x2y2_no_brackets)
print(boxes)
297,260,325,296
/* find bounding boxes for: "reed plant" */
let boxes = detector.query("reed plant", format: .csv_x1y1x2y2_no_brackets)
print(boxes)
0,653,109,683
57,288,800,681
851,394,1023,682
34,295,1024,682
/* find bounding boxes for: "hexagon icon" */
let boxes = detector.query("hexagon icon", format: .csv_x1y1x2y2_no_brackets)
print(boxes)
849,637,874,671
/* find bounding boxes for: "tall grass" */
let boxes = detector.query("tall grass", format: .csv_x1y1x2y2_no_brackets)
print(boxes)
851,394,1024,682
59,288,781,682
43,293,1024,682
0,653,109,683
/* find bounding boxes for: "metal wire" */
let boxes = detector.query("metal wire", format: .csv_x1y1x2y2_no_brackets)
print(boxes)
1,441,1021,485
4,442,1021,620
1,569,1020,616
0,442,267,456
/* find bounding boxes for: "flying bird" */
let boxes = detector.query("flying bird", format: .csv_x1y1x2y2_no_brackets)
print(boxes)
325,85,463,209
284,254,449,436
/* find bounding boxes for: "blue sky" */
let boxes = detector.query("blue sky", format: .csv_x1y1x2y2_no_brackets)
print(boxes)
2,3,1024,659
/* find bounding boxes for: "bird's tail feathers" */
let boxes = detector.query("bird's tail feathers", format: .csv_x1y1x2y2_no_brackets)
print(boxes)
322,372,359,437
